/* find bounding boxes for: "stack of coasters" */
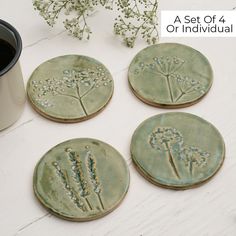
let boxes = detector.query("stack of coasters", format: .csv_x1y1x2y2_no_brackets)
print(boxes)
128,43,213,108
130,112,225,190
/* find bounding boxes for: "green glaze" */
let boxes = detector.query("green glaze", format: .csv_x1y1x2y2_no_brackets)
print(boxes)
128,43,213,108
34,138,130,221
131,112,225,189
27,55,113,122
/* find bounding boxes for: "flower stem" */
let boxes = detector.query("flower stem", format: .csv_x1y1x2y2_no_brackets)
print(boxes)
97,193,104,210
81,84,96,99
57,93,88,116
76,85,88,116
78,98,88,116
189,161,193,176
175,92,185,102
166,75,174,102
85,197,93,210
165,143,180,179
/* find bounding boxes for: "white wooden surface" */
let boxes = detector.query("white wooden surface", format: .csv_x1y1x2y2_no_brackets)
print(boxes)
1,1,236,235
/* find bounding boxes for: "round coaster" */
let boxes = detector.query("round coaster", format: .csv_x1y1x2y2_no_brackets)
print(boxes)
131,113,225,189
128,43,213,108
34,138,130,221
27,55,114,122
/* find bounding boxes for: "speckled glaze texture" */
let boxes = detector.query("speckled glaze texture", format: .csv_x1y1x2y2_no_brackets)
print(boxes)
128,43,213,108
131,113,225,189
34,138,130,221
27,55,113,122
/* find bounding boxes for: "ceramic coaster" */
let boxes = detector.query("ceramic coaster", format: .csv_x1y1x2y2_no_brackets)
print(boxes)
128,43,213,108
34,138,130,221
131,113,225,190
27,55,113,122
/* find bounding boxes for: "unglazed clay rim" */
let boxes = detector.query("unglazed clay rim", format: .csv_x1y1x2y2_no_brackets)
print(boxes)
130,112,225,190
27,55,114,123
128,43,214,108
33,138,130,221
0,19,22,77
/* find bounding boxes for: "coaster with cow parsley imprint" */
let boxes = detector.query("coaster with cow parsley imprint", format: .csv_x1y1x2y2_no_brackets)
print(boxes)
27,55,113,122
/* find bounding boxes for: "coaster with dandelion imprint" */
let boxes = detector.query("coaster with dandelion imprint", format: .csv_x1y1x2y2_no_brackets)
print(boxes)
128,43,213,108
33,138,130,221
27,55,113,122
131,113,225,189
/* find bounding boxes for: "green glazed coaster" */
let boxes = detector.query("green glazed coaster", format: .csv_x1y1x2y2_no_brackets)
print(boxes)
27,55,114,122
34,138,130,221
128,43,213,108
131,113,225,189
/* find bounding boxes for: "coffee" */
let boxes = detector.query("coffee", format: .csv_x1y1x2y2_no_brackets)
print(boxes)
0,39,16,71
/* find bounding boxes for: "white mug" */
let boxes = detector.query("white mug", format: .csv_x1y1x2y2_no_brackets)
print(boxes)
0,19,25,131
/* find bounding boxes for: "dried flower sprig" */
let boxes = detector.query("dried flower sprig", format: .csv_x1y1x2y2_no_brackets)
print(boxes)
33,0,159,47
149,126,210,179
150,127,183,179
85,146,105,210
177,146,210,176
31,67,112,115
136,56,206,103
114,0,159,48
175,75,206,102
66,148,93,210
52,161,87,211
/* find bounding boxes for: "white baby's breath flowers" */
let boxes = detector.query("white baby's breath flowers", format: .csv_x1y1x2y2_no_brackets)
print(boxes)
33,0,159,47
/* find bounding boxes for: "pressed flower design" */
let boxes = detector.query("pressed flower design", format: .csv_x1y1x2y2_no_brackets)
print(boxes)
66,148,93,210
150,127,183,179
175,75,205,102
52,161,87,212
31,67,112,116
149,127,210,179
85,146,105,210
136,56,206,103
52,146,105,212
177,146,210,176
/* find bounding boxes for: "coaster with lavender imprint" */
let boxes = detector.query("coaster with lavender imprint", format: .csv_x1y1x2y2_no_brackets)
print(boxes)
33,138,130,221
131,112,225,189
128,43,213,108
27,55,113,122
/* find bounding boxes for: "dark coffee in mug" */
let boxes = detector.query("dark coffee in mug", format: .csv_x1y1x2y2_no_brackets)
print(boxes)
0,38,16,71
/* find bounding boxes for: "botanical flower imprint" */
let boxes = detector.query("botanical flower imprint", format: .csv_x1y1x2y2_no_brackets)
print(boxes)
85,146,104,210
66,148,93,210
52,161,87,212
31,67,112,116
150,127,183,179
52,146,105,212
177,146,210,176
137,56,206,103
175,75,205,102
149,127,210,179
